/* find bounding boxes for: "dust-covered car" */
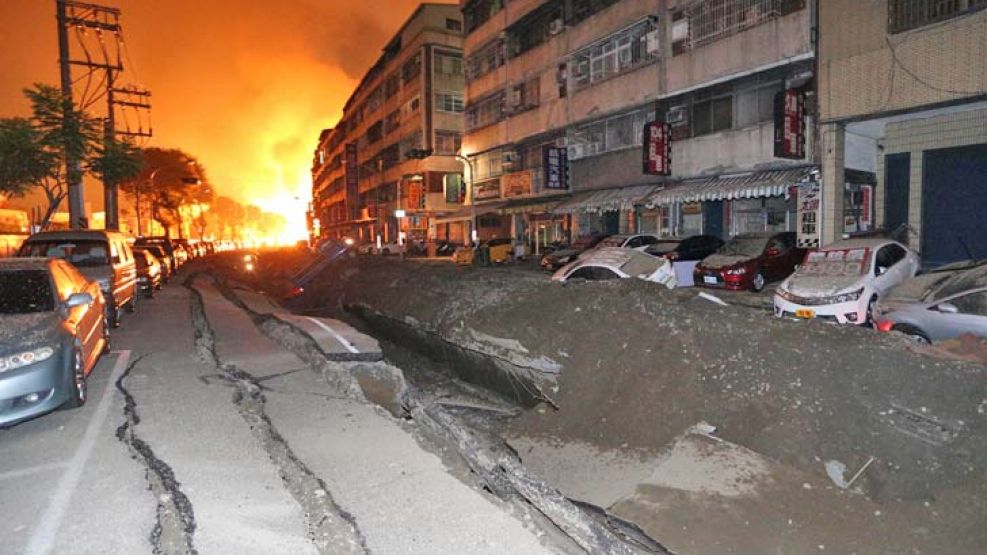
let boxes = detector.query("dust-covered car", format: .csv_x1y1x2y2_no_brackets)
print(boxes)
644,235,725,287
774,238,920,325
551,247,677,288
873,261,987,341
694,232,805,292
0,258,108,426
594,233,661,252
540,233,609,270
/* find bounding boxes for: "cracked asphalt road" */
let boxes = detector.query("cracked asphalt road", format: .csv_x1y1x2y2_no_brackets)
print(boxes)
0,268,555,555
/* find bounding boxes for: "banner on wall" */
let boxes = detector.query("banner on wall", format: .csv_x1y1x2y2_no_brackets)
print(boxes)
797,177,822,248
643,121,672,175
774,89,806,160
544,146,569,190
502,170,533,198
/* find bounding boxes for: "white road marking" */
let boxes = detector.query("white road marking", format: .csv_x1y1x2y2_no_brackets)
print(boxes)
305,317,360,354
24,350,132,555
0,462,70,482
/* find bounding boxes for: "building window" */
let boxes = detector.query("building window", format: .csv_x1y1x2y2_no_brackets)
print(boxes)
398,131,423,161
435,52,463,75
384,110,401,134
401,95,420,119
384,72,400,98
401,52,422,84
466,39,505,81
464,0,505,34
672,0,806,53
466,92,505,131
889,0,987,33
691,95,733,137
507,1,563,58
446,18,463,32
734,81,782,128
570,19,659,89
472,149,505,181
435,131,463,155
570,106,653,157
436,92,465,113
506,78,540,114
567,0,621,26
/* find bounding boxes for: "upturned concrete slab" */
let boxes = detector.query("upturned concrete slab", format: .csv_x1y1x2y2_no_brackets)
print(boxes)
273,313,383,362
193,277,308,378
231,287,282,316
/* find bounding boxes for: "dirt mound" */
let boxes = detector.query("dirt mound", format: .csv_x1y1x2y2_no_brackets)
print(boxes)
288,255,987,549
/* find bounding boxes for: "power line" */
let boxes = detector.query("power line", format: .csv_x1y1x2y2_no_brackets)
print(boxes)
885,35,987,98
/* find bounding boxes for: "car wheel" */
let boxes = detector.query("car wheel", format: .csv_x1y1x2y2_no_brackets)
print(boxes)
752,271,766,292
65,348,87,409
892,324,931,343
106,297,121,329
866,295,878,326
101,315,111,355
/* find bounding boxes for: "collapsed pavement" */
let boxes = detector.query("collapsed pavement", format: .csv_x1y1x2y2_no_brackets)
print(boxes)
277,254,987,554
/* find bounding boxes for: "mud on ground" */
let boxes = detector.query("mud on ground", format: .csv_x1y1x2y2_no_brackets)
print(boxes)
272,253,986,553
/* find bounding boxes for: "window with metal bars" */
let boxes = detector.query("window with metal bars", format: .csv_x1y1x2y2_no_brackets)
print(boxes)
888,0,987,33
671,0,805,53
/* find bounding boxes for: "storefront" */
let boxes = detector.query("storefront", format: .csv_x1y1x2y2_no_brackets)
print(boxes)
499,194,572,254
554,184,660,237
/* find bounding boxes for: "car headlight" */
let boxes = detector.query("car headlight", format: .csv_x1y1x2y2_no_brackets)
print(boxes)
821,287,865,304
776,286,794,301
0,346,55,374
725,266,747,276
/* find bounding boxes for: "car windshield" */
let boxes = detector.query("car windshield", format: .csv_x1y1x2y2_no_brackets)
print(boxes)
796,248,870,278
0,269,55,313
21,239,111,267
933,266,987,300
717,236,767,258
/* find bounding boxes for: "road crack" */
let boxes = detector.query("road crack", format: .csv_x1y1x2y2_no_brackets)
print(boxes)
188,281,368,555
115,354,198,555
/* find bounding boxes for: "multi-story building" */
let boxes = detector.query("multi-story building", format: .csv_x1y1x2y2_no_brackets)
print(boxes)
817,0,987,266
457,0,819,251
311,3,466,246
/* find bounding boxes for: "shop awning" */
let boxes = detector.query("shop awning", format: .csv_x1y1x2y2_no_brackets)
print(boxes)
433,201,507,224
553,184,660,214
499,193,572,216
645,166,815,207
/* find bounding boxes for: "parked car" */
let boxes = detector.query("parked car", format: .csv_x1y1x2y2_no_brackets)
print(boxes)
694,231,805,292
173,244,189,266
373,241,405,256
873,261,987,341
134,249,163,298
774,238,920,325
552,247,677,288
135,244,172,283
0,258,108,426
594,233,661,252
135,236,178,271
19,230,137,327
645,235,725,287
540,233,609,270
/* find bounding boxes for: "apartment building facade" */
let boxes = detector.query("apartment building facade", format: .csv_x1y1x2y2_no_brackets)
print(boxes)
457,0,818,251
817,0,987,266
311,3,466,246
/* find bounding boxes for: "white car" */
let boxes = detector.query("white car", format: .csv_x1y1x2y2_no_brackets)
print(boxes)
372,241,406,256
774,238,920,325
552,247,677,288
588,233,661,254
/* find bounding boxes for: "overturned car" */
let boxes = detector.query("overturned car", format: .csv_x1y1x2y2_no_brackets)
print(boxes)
551,247,677,288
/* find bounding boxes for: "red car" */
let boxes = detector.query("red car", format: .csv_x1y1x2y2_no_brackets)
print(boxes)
694,231,805,292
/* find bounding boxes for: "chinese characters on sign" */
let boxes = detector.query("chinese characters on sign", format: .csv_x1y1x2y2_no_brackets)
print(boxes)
774,89,805,160
643,121,672,175
502,170,533,198
345,143,359,220
543,146,569,189
797,178,821,248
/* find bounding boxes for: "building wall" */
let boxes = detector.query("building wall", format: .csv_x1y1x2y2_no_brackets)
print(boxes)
819,1,987,121
873,107,987,240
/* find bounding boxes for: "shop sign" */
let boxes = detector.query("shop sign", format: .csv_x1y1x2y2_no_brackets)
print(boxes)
774,89,805,160
473,178,501,201
405,181,425,210
502,170,533,198
543,146,569,189
681,202,702,215
345,143,359,220
843,183,873,233
797,178,822,248
643,121,672,175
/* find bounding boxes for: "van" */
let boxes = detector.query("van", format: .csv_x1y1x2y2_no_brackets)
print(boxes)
19,230,138,327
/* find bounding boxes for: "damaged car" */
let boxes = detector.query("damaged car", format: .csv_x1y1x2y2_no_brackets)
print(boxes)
551,247,677,288
0,258,108,426
873,261,987,341
774,238,920,325
539,233,608,271
694,231,805,292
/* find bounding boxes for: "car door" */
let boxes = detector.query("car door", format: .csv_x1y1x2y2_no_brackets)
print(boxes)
52,261,99,367
761,236,788,280
927,290,987,340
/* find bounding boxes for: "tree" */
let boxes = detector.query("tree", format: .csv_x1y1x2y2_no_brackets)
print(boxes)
121,147,213,238
0,84,102,227
90,136,143,191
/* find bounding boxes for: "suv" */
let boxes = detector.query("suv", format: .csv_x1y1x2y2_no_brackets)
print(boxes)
19,230,138,327
136,236,178,270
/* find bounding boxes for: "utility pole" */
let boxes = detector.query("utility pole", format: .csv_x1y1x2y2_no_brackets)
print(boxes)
56,0,152,231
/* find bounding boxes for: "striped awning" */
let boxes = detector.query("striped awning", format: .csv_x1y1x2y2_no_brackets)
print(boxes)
645,166,815,207
499,193,572,216
554,184,660,214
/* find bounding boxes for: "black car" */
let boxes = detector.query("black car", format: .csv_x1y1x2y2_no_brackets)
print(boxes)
540,233,609,270
645,235,724,261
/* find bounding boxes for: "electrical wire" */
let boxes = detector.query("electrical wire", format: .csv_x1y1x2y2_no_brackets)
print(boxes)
884,35,987,97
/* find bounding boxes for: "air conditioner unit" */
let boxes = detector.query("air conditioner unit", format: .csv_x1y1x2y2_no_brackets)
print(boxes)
502,150,520,164
549,19,564,35
645,29,660,56
667,105,687,125
568,144,585,160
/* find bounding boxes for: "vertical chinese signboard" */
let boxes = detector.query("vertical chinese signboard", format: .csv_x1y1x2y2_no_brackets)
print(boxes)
345,143,359,220
797,177,822,249
543,146,569,190
643,121,671,175
774,89,805,160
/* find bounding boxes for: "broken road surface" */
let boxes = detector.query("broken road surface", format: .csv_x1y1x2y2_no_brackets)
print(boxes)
0,277,556,554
